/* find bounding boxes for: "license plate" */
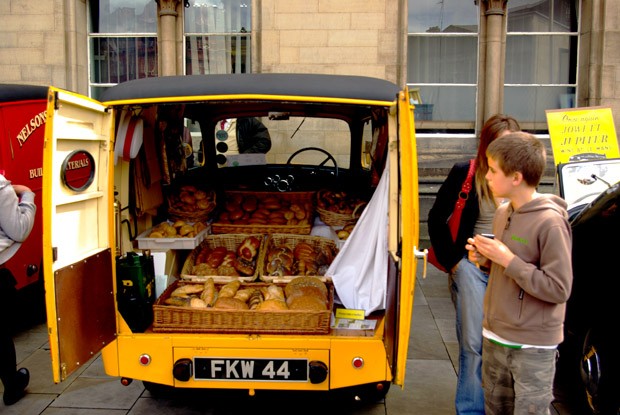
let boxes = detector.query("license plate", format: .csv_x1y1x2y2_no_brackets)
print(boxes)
193,358,308,382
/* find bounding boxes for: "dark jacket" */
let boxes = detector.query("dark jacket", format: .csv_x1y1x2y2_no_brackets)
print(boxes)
484,194,572,345
236,117,271,154
427,161,479,272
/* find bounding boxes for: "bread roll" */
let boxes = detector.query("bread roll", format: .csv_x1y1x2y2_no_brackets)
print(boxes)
213,296,249,310
219,279,241,298
190,297,208,308
234,288,253,302
179,224,194,236
200,278,216,306
257,298,288,311
164,296,191,307
171,283,205,297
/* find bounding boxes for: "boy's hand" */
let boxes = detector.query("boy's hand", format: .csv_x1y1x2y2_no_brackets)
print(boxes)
470,234,515,269
466,238,490,267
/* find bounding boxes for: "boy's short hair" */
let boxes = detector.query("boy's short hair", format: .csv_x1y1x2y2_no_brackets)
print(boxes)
486,131,546,187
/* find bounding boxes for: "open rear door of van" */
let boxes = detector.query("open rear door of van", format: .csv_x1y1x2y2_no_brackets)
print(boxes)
391,87,419,387
42,88,117,383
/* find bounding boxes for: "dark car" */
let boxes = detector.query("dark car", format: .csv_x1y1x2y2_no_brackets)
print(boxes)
555,159,620,414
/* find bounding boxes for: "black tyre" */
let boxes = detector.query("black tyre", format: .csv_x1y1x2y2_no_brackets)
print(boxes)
331,381,391,404
142,381,175,397
581,329,620,414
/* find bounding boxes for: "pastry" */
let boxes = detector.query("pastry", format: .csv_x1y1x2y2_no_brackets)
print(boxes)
248,289,263,310
237,236,261,260
233,257,255,276
261,284,285,301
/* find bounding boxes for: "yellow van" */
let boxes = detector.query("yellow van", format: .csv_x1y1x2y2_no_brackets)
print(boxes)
42,73,423,401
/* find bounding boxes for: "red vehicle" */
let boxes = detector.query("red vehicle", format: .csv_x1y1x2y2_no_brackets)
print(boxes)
0,84,48,325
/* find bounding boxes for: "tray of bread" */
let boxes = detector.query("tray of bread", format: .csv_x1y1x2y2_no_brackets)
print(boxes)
211,191,315,235
136,220,209,250
180,234,265,283
260,234,339,281
152,276,333,334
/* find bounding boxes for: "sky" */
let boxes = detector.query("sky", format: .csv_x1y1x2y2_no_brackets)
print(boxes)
408,0,479,32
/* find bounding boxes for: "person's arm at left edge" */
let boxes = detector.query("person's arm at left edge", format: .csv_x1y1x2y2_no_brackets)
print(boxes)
0,182,36,242
238,117,272,153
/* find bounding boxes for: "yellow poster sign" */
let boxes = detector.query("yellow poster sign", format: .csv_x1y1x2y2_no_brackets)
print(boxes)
545,106,619,166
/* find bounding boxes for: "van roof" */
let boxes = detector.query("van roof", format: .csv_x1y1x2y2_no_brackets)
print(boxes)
0,84,48,103
100,73,400,105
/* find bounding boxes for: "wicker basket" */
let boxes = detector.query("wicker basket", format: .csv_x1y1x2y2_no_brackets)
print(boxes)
315,189,367,227
168,190,217,223
152,280,333,334
211,222,312,235
168,207,215,223
260,234,338,281
211,191,315,235
180,234,265,283
316,202,365,227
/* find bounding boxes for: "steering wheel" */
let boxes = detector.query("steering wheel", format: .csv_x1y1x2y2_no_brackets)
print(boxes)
286,147,339,177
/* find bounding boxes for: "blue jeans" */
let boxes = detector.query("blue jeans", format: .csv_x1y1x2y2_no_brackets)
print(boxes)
449,257,488,415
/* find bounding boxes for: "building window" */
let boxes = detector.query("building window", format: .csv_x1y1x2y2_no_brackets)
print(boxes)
184,0,251,75
88,0,159,100
504,0,579,131
407,0,479,128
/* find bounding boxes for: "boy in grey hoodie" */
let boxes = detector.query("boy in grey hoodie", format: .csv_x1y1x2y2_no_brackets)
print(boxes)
0,173,36,405
467,132,572,415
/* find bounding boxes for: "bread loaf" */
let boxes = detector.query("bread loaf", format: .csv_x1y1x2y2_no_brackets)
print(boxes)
285,285,327,307
288,295,327,311
219,279,241,298
284,276,328,298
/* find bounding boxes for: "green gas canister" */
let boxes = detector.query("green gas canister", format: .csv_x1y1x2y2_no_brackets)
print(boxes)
116,251,155,332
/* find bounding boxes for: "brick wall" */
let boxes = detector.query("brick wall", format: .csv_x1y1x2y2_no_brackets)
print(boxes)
257,0,404,84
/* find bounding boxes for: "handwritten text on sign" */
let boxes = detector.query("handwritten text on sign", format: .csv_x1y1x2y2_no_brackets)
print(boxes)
546,107,619,166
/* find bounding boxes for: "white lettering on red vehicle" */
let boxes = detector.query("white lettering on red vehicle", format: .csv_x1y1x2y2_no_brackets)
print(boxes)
67,157,90,170
29,167,43,179
16,111,46,147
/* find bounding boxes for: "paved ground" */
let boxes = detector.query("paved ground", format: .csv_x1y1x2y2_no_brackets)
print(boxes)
1,265,581,414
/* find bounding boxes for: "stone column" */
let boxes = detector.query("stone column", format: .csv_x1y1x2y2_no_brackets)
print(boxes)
481,0,507,122
156,0,182,76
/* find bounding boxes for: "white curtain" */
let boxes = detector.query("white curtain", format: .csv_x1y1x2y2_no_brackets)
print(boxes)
326,157,390,316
